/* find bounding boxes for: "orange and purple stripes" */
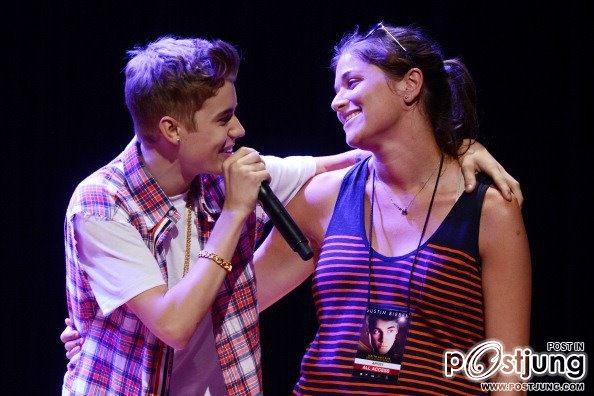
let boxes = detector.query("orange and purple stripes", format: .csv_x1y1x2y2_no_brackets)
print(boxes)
294,235,486,395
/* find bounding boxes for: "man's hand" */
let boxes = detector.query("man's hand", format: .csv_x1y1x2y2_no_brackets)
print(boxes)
60,318,82,371
222,147,271,217
459,139,523,207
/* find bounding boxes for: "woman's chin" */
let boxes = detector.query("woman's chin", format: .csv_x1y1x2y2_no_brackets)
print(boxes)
345,132,363,149
345,136,371,152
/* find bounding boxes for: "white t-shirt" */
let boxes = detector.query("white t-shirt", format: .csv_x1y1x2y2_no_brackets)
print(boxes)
74,155,316,396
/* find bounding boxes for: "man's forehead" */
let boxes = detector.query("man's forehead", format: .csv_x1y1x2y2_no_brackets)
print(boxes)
198,81,237,113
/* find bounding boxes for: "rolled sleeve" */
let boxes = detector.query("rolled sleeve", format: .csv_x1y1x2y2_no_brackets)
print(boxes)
262,155,316,205
73,214,166,315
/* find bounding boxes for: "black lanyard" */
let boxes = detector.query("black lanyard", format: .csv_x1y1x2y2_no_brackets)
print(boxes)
367,154,444,314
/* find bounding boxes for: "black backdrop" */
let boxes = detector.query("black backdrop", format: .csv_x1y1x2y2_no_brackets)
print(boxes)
5,1,590,394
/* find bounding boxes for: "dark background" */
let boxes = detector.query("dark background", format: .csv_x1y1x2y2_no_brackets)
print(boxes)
5,1,590,394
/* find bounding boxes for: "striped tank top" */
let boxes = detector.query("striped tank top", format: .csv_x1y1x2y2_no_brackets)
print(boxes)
293,159,489,395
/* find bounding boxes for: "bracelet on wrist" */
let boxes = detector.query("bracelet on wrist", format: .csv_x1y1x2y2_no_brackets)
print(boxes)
198,250,232,273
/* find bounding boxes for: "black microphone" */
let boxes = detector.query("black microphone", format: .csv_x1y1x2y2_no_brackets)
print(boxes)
258,181,314,261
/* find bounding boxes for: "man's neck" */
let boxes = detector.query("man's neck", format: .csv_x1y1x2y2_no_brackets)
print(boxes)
139,140,191,196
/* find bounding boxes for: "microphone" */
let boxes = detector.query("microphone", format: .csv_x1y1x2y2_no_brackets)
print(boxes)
258,181,314,261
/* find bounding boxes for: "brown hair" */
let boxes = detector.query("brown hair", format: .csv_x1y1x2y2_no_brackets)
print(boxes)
332,25,478,157
124,36,240,142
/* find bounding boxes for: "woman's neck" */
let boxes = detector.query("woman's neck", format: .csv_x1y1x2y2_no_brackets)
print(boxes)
370,125,445,193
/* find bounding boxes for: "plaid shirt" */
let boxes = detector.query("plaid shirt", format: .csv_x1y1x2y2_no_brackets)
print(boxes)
63,141,265,395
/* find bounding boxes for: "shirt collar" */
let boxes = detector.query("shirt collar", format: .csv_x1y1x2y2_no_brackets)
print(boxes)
197,174,224,221
121,138,227,230
122,139,180,230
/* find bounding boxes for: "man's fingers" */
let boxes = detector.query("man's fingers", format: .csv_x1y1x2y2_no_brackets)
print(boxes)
460,165,478,193
244,161,267,172
66,345,80,360
488,164,513,202
64,338,82,352
223,147,263,172
235,150,263,166
60,326,79,343
254,169,272,184
502,169,523,207
227,147,259,164
67,348,82,371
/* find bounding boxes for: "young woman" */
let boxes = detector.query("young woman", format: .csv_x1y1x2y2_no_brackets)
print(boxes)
257,23,530,395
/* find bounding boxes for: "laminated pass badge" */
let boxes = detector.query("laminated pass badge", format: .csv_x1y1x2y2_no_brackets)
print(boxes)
352,305,410,384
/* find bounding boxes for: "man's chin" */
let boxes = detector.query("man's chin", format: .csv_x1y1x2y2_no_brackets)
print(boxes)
206,160,225,176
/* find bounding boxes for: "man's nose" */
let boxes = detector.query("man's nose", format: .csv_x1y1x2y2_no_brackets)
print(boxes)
230,116,245,138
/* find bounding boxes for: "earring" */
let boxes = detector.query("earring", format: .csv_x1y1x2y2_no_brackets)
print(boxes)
176,136,181,143
404,95,410,101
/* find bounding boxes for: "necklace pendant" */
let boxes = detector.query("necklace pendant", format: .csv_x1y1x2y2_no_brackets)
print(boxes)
401,209,408,216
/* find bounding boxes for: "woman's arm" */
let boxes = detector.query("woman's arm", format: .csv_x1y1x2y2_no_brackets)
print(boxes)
480,188,531,395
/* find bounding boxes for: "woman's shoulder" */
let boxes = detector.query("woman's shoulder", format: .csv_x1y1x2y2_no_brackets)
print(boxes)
479,186,526,251
307,166,352,195
290,166,351,213
286,166,353,242
481,186,522,224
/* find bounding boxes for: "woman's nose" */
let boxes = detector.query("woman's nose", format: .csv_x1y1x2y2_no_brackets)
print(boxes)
331,91,348,112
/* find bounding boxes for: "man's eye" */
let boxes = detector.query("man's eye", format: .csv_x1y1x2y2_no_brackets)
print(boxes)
347,79,360,89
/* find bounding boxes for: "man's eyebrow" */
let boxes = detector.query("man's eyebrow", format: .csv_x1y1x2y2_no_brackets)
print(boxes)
213,107,235,120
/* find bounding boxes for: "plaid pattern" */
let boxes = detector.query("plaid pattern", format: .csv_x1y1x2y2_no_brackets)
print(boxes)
63,141,265,395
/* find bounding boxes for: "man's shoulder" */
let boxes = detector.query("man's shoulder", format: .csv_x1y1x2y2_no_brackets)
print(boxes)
67,160,129,219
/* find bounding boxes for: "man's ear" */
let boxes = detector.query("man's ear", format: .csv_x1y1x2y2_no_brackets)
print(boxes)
158,116,181,145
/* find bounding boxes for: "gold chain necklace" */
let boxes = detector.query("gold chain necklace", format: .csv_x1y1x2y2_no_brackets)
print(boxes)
377,158,443,216
183,196,193,277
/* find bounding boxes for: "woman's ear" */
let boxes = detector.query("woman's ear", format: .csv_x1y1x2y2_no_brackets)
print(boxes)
402,67,423,105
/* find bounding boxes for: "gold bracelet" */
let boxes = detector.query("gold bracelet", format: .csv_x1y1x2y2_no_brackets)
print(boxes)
198,250,232,273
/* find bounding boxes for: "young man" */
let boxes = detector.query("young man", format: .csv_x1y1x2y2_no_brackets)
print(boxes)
63,36,313,395
62,35,521,395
